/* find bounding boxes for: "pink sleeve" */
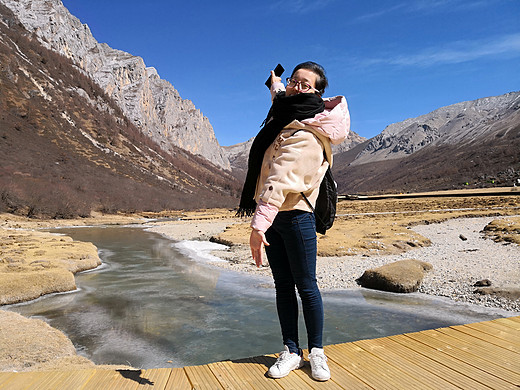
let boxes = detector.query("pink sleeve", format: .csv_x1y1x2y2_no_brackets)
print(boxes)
251,200,279,232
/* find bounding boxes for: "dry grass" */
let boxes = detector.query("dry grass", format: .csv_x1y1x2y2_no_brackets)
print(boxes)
0,228,101,305
0,193,519,372
214,194,520,257
482,216,520,245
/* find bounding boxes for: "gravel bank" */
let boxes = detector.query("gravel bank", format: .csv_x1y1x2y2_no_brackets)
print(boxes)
312,216,519,312
197,216,520,313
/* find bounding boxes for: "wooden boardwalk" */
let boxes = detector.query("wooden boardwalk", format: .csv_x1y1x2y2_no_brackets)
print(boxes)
1,316,519,389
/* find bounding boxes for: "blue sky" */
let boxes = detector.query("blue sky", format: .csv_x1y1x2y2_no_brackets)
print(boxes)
61,0,519,146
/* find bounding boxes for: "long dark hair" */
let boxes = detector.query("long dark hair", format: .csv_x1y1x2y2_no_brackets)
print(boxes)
291,61,328,95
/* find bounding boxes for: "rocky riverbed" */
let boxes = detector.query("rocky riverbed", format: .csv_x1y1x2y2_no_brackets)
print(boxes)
147,195,520,312
1,193,519,371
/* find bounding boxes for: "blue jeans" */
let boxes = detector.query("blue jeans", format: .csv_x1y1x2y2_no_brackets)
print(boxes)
265,210,324,354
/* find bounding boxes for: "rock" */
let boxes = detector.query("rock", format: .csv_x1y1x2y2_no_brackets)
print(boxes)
474,287,520,300
459,234,468,241
1,0,230,170
356,259,433,293
474,279,492,287
349,92,520,167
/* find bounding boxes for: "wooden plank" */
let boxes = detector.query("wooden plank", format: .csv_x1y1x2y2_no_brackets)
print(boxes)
373,336,491,390
1,316,519,389
404,331,519,388
35,370,95,390
464,322,520,345
53,370,98,390
24,371,67,390
290,360,346,390
251,355,312,390
473,321,520,339
390,334,511,390
505,316,520,324
221,358,292,390
102,369,158,390
229,356,282,390
324,359,372,390
438,326,520,361
95,370,141,389
448,324,520,352
208,361,255,390
486,321,520,337
326,344,397,389
184,364,224,390
259,349,347,390
164,368,192,390
326,343,425,390
77,369,112,390
25,369,96,390
431,329,520,370
80,369,126,390
219,358,292,390
0,373,16,388
0,371,42,390
495,317,520,330
221,360,271,390
353,338,460,390
134,368,173,389
253,352,351,390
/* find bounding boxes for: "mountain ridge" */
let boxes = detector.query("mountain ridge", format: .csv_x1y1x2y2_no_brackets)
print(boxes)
2,0,518,209
1,0,231,170
222,126,367,181
335,91,520,194
352,91,520,166
0,3,240,217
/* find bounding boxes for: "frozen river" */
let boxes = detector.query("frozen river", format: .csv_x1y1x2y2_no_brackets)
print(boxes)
7,226,511,368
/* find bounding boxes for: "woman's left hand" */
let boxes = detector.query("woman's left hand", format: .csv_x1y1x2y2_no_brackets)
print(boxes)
250,229,270,268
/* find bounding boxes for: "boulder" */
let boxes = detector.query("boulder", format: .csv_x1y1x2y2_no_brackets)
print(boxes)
474,287,520,300
2,0,231,170
356,259,433,293
474,279,492,287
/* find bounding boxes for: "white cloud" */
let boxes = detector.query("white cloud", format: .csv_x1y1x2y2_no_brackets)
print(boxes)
268,0,336,14
354,0,501,22
362,33,520,68
354,4,407,22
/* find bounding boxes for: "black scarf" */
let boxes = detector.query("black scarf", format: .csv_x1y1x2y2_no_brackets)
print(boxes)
237,92,325,217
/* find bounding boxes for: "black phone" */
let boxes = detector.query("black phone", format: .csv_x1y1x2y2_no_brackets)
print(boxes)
265,64,285,88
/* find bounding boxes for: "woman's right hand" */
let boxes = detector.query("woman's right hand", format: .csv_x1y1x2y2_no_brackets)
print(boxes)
250,229,270,268
270,70,282,85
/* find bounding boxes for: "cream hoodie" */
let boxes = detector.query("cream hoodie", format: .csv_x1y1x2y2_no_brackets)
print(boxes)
251,82,350,232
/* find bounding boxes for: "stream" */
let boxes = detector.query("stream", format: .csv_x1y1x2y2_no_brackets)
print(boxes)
6,226,511,368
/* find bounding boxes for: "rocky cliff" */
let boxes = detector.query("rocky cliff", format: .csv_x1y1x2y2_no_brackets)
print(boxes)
1,0,231,170
351,92,520,166
0,3,240,217
223,131,366,181
335,91,520,193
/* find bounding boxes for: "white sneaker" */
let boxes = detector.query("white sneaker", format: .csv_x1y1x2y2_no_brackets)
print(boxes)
267,346,304,379
308,347,330,381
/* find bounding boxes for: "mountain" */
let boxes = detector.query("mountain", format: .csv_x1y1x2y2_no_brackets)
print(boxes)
1,0,230,170
331,130,367,155
334,91,520,194
2,0,368,182
223,131,367,182
222,137,255,183
4,0,516,205
0,3,240,217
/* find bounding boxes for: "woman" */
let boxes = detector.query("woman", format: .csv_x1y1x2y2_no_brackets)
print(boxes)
238,61,350,381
